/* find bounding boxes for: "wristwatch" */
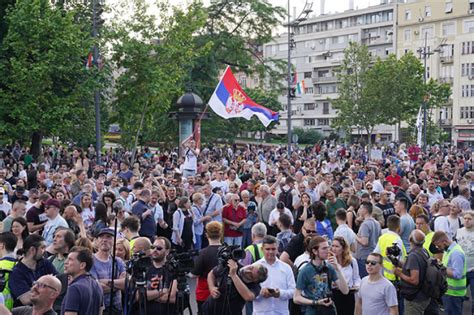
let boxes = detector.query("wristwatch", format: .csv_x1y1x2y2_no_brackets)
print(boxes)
312,299,317,306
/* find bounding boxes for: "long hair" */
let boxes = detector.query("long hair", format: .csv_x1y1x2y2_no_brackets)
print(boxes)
333,236,352,267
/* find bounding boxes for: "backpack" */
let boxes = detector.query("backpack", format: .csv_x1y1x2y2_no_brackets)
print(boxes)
278,188,294,211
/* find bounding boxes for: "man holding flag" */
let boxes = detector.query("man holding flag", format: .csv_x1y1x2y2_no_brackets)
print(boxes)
182,137,198,178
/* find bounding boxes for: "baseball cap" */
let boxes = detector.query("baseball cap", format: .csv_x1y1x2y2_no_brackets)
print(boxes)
45,199,61,209
97,228,115,237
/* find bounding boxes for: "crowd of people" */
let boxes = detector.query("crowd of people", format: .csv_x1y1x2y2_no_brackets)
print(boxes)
0,140,470,315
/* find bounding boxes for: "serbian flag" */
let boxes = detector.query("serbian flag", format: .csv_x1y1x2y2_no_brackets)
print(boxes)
208,66,279,127
85,52,93,70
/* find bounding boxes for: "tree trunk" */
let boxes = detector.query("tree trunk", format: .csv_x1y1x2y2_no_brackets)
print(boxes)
31,131,42,160
366,127,372,161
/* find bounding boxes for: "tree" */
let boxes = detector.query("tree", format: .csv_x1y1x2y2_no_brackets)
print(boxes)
0,0,99,154
293,127,324,144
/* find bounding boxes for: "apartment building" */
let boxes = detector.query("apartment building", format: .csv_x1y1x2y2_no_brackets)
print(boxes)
264,2,403,142
397,0,474,148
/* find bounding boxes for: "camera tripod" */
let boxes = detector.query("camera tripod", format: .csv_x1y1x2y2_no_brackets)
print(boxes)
174,273,192,315
123,272,148,315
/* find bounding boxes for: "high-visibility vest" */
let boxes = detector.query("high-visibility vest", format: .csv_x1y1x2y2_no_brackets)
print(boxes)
377,232,406,281
443,243,467,297
0,257,17,310
245,243,263,263
423,231,434,257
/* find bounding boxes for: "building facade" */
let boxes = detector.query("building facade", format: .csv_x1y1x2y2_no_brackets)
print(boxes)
397,0,474,148
264,2,402,142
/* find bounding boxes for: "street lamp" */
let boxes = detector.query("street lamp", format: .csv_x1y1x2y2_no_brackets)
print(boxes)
286,0,313,155
416,33,445,152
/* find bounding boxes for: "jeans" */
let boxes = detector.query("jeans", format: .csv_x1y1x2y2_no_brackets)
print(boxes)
467,270,474,314
357,258,368,278
404,298,430,315
183,169,196,178
194,233,202,250
224,236,242,247
442,295,464,315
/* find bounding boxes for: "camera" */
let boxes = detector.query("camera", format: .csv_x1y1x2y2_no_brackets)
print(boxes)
166,249,199,276
217,244,246,270
127,251,152,283
386,243,401,266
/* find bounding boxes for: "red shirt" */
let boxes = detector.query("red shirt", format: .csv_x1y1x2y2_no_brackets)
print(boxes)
408,146,420,161
222,204,246,237
386,174,401,187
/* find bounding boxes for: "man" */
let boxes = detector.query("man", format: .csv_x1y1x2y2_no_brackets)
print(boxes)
26,193,50,234
9,235,57,306
131,189,155,240
120,216,140,256
432,231,467,315
394,230,431,315
202,184,223,223
42,200,69,246
333,209,357,253
0,188,12,220
324,189,346,230
451,186,471,212
11,275,61,315
374,215,406,283
257,185,277,227
2,200,26,232
204,258,268,315
431,200,452,240
142,237,177,314
117,187,131,212
366,171,384,194
355,202,381,278
293,236,349,314
117,162,133,183
241,223,267,266
222,193,246,246
253,236,295,315
0,232,17,310
70,170,86,198
455,211,474,314
182,139,198,178
210,169,229,194
426,179,443,208
355,253,398,315
415,215,435,257
25,188,39,211
395,178,413,209
386,167,401,188
62,246,104,315
376,191,396,228
90,228,126,314
394,199,415,252
280,218,317,268
48,228,75,273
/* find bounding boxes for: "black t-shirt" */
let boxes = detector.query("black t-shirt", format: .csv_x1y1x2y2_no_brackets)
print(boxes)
192,245,220,277
202,265,261,315
284,233,305,262
376,202,396,226
293,206,312,234
139,264,176,315
440,185,459,199
26,205,47,233
157,198,177,239
400,247,429,302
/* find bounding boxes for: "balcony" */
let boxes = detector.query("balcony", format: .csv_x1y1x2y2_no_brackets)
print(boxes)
439,118,452,126
439,76,454,84
440,56,453,64
312,75,338,83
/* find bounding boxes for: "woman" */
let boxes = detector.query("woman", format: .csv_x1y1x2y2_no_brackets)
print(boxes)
293,192,312,234
90,202,108,238
79,193,94,228
54,190,65,202
63,205,87,239
101,191,116,215
191,193,211,251
115,238,130,263
73,149,89,172
313,202,333,240
172,197,195,252
330,236,360,315
346,194,360,233
11,217,29,254
409,204,428,221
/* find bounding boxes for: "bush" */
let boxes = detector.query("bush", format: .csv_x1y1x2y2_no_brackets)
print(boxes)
293,128,324,144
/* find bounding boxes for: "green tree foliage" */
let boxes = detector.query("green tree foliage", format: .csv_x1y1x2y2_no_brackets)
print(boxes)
0,0,101,149
293,127,324,144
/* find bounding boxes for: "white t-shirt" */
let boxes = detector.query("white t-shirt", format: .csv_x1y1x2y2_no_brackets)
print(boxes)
268,208,293,226
182,148,197,171
294,252,310,270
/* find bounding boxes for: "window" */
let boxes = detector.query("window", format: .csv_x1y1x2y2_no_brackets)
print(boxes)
304,119,315,126
305,87,314,94
323,102,330,115
304,103,316,110
421,26,434,38
318,119,330,126
462,85,469,98
471,63,474,76
445,0,453,13
405,10,412,21
442,23,455,36
464,20,474,33
404,29,411,41
461,63,467,76
471,84,474,97
461,107,469,119
425,6,431,17
426,66,430,79
304,72,312,78
239,76,247,88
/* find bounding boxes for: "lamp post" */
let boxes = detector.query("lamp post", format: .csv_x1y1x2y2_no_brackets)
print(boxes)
286,0,313,155
92,0,104,164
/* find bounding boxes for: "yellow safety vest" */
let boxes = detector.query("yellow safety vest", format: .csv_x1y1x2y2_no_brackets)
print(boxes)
443,243,467,297
245,243,263,263
377,232,406,281
0,257,17,310
423,231,434,257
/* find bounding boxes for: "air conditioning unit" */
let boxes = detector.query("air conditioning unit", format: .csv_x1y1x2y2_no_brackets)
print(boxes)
414,30,420,35
469,75,474,80
311,45,316,50
418,17,424,22
469,9,474,15
468,119,473,124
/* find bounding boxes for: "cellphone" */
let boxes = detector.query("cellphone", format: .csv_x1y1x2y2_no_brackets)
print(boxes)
267,288,275,294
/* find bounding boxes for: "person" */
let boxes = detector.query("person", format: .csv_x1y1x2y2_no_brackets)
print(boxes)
48,228,75,274
142,236,177,314
114,238,130,263
120,216,140,256
182,139,198,178
191,192,211,251
415,214,435,257
62,246,104,315
257,185,277,228
394,230,431,315
430,200,452,240
432,231,467,315
276,213,295,254
253,235,295,315
293,236,349,315
10,218,28,254
222,193,246,246
11,275,61,315
90,228,126,314
201,184,223,225
89,203,108,238
240,190,258,248
313,202,333,240
268,201,293,236
330,236,360,315
280,218,317,268
355,252,398,315
2,200,26,233
131,189,155,241
171,197,195,252
355,202,381,278
241,223,267,266
0,188,12,220
9,234,57,306
191,222,222,315
42,199,68,246
203,259,268,315
324,189,346,230
376,191,395,227
293,192,312,234
0,232,17,310
333,209,357,253
394,198,415,252
455,211,474,314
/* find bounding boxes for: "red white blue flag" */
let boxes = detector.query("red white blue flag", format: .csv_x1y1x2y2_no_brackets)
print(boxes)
208,66,279,127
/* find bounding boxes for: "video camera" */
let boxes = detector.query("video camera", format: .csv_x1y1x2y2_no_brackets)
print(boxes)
217,244,245,270
386,242,402,267
166,249,199,276
127,251,152,284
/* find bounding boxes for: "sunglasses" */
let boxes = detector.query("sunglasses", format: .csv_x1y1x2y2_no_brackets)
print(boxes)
32,281,57,292
365,260,379,266
151,245,164,251
304,228,317,234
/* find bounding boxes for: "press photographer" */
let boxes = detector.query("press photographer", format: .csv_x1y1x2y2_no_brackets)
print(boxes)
203,256,268,315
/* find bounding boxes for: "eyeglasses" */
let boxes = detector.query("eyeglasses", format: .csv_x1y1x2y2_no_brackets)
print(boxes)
304,228,317,234
365,260,379,266
151,245,164,251
32,281,57,292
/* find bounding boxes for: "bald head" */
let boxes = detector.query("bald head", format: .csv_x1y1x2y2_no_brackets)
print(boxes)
30,275,62,307
132,237,152,253
409,229,425,246
41,275,62,292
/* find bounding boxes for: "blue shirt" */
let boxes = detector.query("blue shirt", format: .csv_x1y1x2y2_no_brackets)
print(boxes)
90,256,126,309
400,214,415,252
9,258,57,301
61,273,103,315
132,200,155,238
447,242,465,280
